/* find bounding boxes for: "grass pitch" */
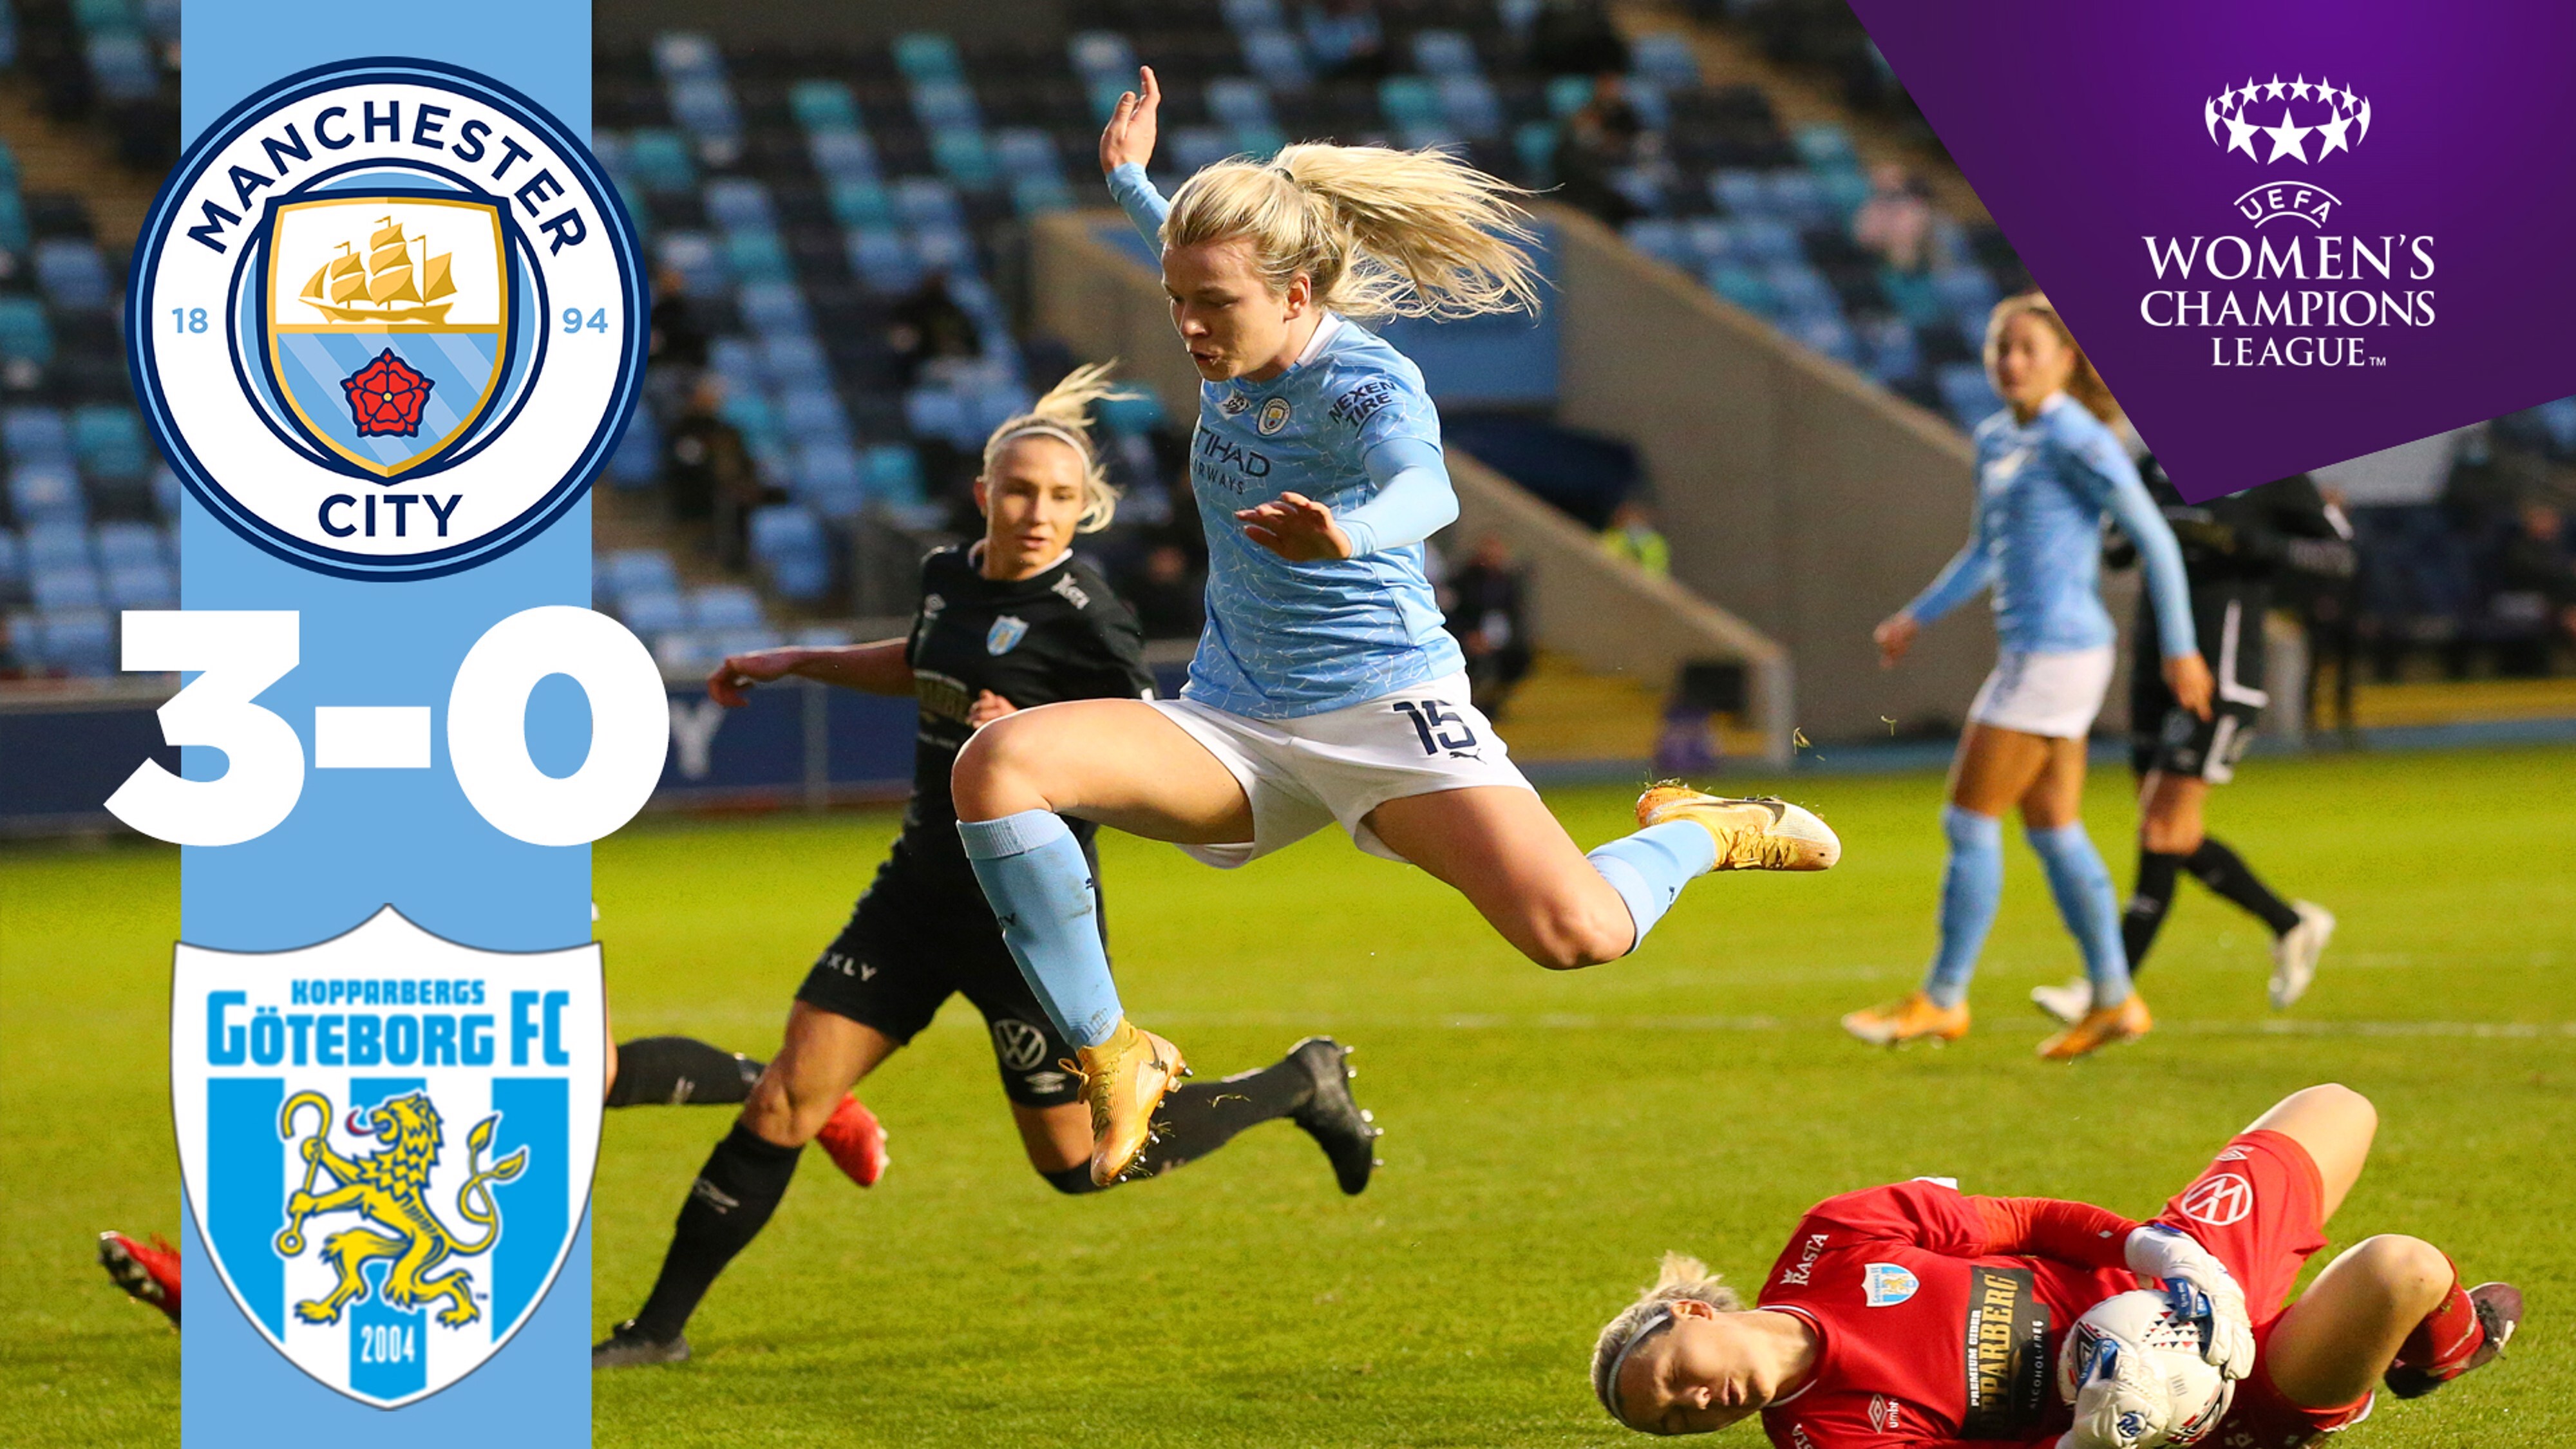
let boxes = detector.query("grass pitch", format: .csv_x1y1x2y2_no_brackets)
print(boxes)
5,746,2570,1446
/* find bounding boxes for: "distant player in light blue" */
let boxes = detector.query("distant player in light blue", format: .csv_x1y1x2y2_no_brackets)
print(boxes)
1845,293,2211,1061
949,66,1842,1187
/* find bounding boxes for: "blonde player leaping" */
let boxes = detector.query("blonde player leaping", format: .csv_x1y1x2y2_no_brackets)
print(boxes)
947,68,1841,1189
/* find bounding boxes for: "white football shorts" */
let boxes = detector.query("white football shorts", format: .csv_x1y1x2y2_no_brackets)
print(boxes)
1149,672,1537,867
1965,645,2117,740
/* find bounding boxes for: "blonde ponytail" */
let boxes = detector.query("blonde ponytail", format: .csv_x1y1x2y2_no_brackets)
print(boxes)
980,361,1133,533
1162,143,1542,321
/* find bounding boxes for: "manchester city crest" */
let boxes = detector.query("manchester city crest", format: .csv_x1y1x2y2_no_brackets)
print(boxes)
171,907,604,1407
128,59,645,579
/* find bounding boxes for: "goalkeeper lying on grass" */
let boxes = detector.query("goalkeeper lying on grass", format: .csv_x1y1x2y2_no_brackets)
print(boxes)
1590,1086,2520,1446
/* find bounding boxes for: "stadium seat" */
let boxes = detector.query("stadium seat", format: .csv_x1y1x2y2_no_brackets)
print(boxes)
622,129,698,193
1621,219,1689,269
909,80,981,133
652,31,724,82
1240,29,1311,91
35,607,114,675
1436,77,1505,142
1171,126,1233,175
1705,263,1774,315
1936,361,2004,430
993,128,1064,183
1206,78,1276,131
863,444,926,504
656,231,726,296
749,504,830,601
1631,32,1702,89
721,229,793,285
5,406,71,466
827,177,895,229
1067,31,1137,85
929,128,999,190
759,334,828,387
32,560,104,611
106,560,175,609
1412,29,1479,78
737,281,811,334
33,242,112,312
702,178,774,230
607,408,661,491
809,130,882,183
846,228,920,294
777,386,852,444
1094,390,1163,436
9,463,82,526
616,589,688,636
788,80,862,135
94,520,160,567
893,32,963,84
690,583,765,630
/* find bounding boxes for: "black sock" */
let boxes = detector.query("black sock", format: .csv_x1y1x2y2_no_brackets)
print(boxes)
2123,849,2187,978
1040,1163,1103,1196
2185,837,2303,936
629,1124,800,1341
1130,1056,1314,1179
607,1037,764,1108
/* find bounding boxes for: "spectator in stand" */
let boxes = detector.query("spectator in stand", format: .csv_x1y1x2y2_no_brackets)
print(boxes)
1852,162,1935,275
665,377,770,571
888,270,983,387
1530,0,1630,76
1446,534,1535,720
1600,498,1671,577
1128,542,1206,641
2496,500,2576,649
1302,0,1390,82
1553,73,1647,229
647,263,708,419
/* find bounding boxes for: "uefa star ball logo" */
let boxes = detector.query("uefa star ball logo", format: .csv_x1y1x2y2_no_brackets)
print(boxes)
2202,73,2372,229
129,58,646,579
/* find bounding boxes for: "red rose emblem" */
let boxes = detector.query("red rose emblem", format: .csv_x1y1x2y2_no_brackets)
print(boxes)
341,348,435,437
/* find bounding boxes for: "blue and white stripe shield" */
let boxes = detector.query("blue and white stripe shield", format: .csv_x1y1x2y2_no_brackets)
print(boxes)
170,907,603,1408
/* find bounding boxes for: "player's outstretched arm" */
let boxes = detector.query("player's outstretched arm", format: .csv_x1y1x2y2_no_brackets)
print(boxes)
1099,65,1160,175
708,639,913,706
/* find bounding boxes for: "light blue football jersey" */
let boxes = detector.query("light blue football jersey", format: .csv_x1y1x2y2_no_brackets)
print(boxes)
1909,393,2198,658
1111,164,1464,717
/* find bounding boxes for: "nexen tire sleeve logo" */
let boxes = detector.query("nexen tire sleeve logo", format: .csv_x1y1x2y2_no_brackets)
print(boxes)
129,57,647,580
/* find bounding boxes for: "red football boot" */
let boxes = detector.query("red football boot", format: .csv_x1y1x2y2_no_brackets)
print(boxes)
99,1231,182,1327
815,1094,888,1188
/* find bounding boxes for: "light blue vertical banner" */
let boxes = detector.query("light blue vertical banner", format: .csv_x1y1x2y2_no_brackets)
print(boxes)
174,4,601,1443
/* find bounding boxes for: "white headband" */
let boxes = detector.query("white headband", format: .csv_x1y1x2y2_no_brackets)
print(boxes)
1595,1305,1676,1430
987,419,1092,460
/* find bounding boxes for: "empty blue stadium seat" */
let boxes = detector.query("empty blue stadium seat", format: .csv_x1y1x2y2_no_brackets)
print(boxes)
791,439,861,493
1878,268,1945,328
1170,126,1233,175
1763,169,1826,222
1705,263,1773,314
721,229,792,285
106,561,175,609
993,129,1063,182
1437,76,1504,140
1937,361,2003,429
1734,217,1803,264
603,548,678,600
1631,32,1700,87
33,242,111,311
1068,30,1136,83
36,609,114,676
95,520,160,567
5,406,70,466
702,178,773,230
863,444,926,504
619,590,688,636
1621,219,1688,267
1230,123,1287,161
26,518,88,567
826,178,894,230
86,32,158,102
1710,169,1765,215
929,128,998,190
909,80,981,132
749,505,829,601
846,228,920,294
1546,75,1593,118
759,334,827,386
1783,313,1856,366
1513,120,1557,184
690,583,764,630
1857,315,1922,384
735,282,811,335
655,231,726,297
909,225,974,274
788,80,861,135
667,78,741,144
904,388,971,447
1412,29,1479,77
1683,218,1736,264
1931,265,2000,323
893,32,962,83
151,466,180,519
1241,29,1310,91
1012,176,1076,217
607,408,661,490
652,32,724,82
1379,76,1440,129
891,178,966,232
777,386,851,442
0,531,21,598
1206,78,1276,130
1763,261,1836,318
1094,390,1163,436
8,463,81,525
1792,122,1859,172
808,130,881,183
32,561,103,611
623,129,697,193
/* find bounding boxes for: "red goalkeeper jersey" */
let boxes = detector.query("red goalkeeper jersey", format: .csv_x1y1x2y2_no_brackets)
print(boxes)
1758,1179,2141,1449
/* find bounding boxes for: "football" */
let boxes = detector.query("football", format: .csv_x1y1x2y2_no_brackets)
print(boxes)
2056,1287,2237,1448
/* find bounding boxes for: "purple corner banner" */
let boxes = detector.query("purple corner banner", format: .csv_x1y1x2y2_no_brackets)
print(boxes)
1848,0,2576,500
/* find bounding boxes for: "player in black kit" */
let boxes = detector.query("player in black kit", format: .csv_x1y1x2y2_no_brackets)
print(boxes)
595,366,1379,1368
2034,462,2357,1027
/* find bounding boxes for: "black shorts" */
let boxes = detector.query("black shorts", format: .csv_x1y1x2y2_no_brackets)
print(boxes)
795,853,1100,1109
2132,587,2268,782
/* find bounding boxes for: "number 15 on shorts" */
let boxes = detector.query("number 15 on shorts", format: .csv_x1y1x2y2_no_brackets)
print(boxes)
1392,699,1479,755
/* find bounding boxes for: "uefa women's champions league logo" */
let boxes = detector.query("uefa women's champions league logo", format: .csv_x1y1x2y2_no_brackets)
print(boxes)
173,907,604,1407
2136,70,2437,372
128,57,645,579
2201,73,2371,227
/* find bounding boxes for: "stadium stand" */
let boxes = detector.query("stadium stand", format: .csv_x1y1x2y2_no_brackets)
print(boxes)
0,3,2570,699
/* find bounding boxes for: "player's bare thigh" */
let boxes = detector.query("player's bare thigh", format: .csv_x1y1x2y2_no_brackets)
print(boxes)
2242,1083,2377,1222
1947,722,2055,817
2261,1234,2451,1409
738,1002,900,1148
2016,734,2091,829
1365,786,1635,970
951,697,1254,845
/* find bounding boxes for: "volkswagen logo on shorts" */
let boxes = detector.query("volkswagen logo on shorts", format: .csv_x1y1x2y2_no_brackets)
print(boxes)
991,1019,1051,1072
129,58,645,579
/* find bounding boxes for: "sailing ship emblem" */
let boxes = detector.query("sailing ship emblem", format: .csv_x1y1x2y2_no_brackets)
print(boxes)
261,194,513,478
299,214,463,325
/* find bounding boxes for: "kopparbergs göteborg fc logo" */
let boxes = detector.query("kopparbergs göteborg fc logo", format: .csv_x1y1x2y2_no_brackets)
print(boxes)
129,58,646,579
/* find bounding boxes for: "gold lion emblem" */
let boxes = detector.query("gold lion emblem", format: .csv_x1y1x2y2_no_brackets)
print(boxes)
273,1090,527,1327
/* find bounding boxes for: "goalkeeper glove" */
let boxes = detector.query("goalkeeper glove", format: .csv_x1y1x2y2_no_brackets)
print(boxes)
2125,1224,2257,1379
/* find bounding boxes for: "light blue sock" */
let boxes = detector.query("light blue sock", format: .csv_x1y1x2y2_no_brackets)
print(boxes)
2026,820,2132,1009
1586,820,1720,953
1922,804,2004,1009
959,810,1122,1048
